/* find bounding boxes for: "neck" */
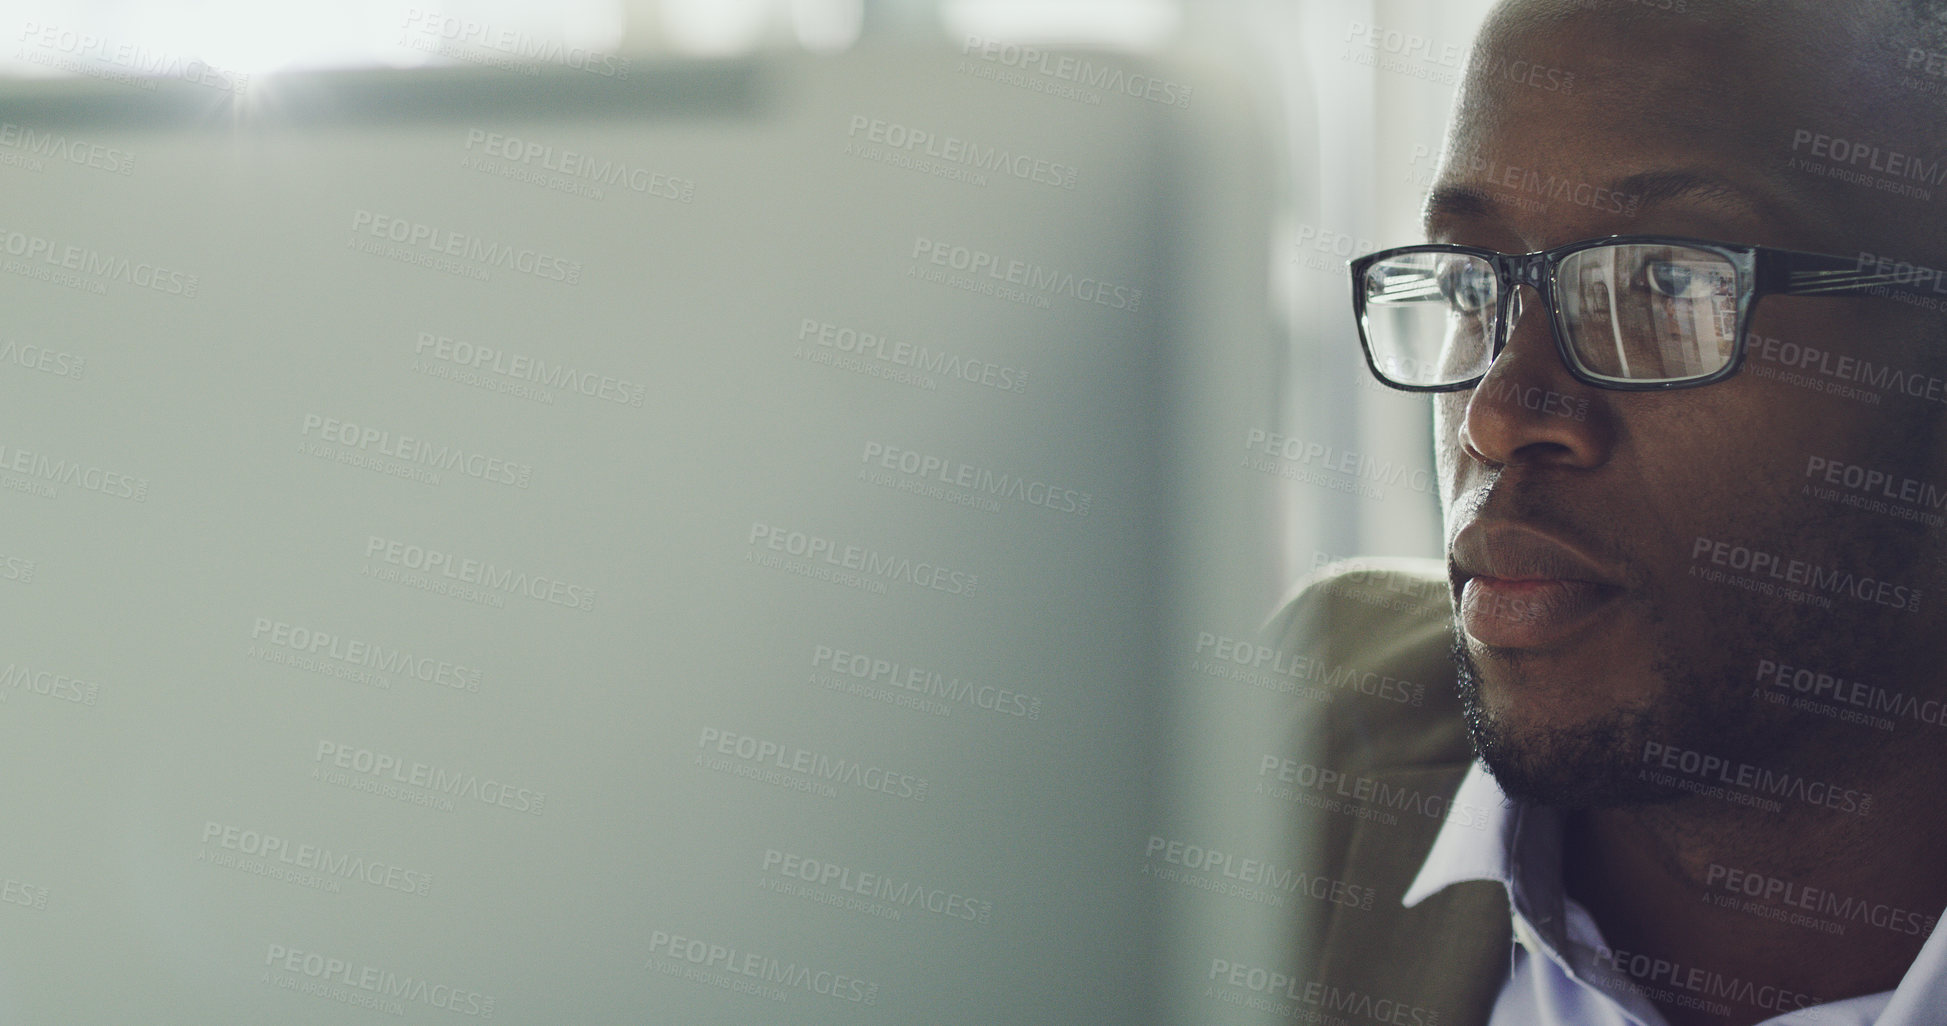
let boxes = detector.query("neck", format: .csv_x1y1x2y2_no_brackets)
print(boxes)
1562,771,1947,1026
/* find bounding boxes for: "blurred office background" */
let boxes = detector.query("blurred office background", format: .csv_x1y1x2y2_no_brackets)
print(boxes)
0,1,1489,1022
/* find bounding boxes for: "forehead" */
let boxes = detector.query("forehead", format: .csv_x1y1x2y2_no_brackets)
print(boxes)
1429,5,1847,247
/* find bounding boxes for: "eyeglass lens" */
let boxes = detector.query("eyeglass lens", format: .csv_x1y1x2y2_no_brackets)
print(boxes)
1360,243,1740,387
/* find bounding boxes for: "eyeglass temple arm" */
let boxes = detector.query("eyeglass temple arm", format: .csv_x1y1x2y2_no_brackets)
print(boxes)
1760,248,1947,302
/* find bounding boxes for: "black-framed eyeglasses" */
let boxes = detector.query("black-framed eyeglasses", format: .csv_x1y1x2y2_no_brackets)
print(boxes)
1348,234,1943,392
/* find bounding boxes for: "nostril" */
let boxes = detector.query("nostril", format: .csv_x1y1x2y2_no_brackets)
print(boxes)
1458,429,1504,471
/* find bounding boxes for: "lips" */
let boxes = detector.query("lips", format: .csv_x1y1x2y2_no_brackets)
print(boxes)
1452,523,1625,649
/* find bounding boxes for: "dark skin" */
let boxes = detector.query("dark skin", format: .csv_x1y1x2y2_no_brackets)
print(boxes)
1431,3,1947,1024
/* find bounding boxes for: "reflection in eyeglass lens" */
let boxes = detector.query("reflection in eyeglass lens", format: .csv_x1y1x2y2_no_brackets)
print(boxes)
1561,245,1738,382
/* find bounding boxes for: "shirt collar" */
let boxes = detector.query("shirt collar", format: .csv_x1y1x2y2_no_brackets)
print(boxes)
1399,760,1947,1025
1402,761,1597,999
1401,759,1520,909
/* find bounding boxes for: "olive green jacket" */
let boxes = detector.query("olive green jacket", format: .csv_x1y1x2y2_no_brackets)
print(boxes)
1263,558,1512,1026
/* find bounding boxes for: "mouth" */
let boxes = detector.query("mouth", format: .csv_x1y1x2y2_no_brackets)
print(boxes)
1457,576,1622,649
1451,522,1628,650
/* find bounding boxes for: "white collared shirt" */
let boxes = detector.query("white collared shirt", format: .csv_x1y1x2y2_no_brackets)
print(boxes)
1402,762,1947,1025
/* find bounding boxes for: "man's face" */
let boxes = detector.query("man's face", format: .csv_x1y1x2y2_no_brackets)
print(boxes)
1430,6,1947,808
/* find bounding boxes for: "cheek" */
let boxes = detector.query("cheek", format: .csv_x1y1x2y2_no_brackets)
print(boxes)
1609,411,1799,559
1432,398,1467,483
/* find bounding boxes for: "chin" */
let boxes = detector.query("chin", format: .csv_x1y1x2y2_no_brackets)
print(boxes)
1452,634,1681,810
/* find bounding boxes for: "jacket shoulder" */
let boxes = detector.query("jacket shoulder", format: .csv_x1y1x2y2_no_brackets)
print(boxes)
1261,557,1469,774
1263,559,1509,1026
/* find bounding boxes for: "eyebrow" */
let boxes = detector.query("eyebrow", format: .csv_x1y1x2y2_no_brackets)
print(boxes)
1420,168,1769,238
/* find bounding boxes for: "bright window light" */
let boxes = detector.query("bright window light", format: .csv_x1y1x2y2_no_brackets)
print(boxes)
941,0,1181,49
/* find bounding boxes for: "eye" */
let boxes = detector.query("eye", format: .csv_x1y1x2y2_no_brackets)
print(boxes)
1436,259,1496,312
1645,259,1732,299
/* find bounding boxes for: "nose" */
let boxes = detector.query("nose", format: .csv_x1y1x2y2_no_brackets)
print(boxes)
1454,282,1612,470
1500,288,1525,355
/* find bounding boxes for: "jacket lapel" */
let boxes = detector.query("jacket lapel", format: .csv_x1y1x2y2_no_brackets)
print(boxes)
1308,763,1511,1026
